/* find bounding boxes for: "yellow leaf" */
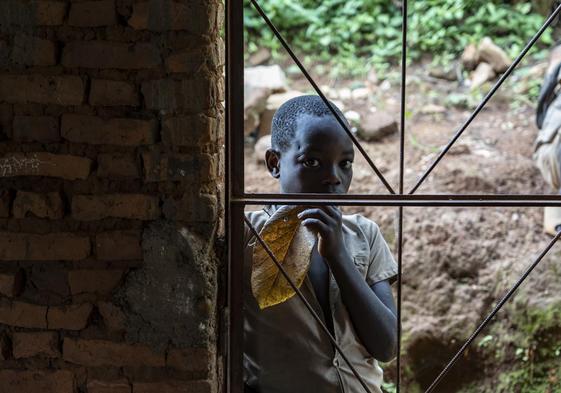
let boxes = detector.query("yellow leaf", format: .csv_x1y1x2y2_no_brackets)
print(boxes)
251,205,316,309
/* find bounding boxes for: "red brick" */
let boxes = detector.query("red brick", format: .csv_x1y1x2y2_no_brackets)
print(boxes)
0,298,47,328
142,150,204,182
12,35,56,66
13,190,64,219
0,104,13,138
12,115,60,142
0,271,23,297
47,303,93,330
162,114,218,147
62,41,161,69
167,348,214,375
141,78,219,112
69,0,117,27
0,40,8,67
72,194,160,221
0,1,67,26
0,334,8,360
129,1,213,34
96,230,142,260
0,75,84,105
0,232,90,261
62,114,157,146
97,153,140,178
97,302,126,333
0,152,92,180
0,190,10,217
133,380,213,393
166,41,224,74
0,370,74,393
63,338,166,367
165,48,206,74
68,270,124,295
88,379,131,393
12,331,59,358
90,79,139,106
163,193,217,222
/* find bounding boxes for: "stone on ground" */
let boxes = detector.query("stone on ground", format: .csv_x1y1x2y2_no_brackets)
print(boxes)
244,65,288,94
248,48,271,66
478,37,511,73
244,87,271,136
461,43,479,71
429,65,457,81
470,62,495,89
357,111,398,142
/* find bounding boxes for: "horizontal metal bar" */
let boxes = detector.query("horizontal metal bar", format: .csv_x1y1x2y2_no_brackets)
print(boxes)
233,194,561,207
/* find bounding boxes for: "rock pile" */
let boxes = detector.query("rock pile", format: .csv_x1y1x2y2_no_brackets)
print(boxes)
461,37,512,88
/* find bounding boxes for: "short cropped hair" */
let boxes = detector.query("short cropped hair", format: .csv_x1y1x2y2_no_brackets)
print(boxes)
271,95,349,152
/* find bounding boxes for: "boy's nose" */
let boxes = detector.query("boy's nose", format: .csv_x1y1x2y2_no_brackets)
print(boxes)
322,167,341,185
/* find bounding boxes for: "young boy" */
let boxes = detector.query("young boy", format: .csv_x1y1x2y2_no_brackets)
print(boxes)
243,95,398,393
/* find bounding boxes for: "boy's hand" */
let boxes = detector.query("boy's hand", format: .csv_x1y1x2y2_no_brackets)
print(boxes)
297,206,349,261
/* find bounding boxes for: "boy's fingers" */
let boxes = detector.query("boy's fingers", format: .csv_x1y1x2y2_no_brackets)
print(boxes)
297,208,334,225
301,218,330,236
322,205,342,220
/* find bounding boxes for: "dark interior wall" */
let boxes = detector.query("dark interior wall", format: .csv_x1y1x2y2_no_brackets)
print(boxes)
0,1,225,392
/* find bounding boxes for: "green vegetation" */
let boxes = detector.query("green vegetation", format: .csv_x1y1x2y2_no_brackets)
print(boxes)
458,303,561,392
244,0,553,77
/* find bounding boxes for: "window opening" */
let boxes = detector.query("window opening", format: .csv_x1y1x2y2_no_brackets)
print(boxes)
226,1,561,393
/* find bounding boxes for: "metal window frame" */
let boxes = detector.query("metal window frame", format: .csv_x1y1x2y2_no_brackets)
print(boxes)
225,1,561,392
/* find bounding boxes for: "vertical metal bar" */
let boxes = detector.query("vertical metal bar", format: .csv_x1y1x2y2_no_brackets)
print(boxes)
226,0,244,392
399,0,407,195
229,206,245,393
396,207,404,393
397,2,407,391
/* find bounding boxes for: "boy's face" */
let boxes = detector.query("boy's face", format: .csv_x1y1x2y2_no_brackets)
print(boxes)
266,115,354,194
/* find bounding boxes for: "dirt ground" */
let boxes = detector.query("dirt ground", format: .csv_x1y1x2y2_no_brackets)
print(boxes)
243,64,561,392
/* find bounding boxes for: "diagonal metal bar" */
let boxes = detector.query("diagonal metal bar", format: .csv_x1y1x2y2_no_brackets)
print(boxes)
408,3,561,195
424,229,561,393
244,215,374,393
249,0,396,195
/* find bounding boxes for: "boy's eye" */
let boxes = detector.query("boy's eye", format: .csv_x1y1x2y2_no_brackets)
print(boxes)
303,158,320,168
340,160,353,169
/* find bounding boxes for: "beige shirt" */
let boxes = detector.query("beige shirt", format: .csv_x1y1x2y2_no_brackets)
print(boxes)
243,206,398,393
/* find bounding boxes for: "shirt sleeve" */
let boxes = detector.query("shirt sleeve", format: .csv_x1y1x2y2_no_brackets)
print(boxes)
363,217,398,286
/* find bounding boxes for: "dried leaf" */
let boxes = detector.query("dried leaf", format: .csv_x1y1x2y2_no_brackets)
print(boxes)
251,205,316,309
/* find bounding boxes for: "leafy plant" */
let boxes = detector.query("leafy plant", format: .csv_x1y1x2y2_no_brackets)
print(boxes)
244,0,553,77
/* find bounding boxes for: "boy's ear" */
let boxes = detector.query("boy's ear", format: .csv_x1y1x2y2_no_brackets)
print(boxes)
265,149,281,179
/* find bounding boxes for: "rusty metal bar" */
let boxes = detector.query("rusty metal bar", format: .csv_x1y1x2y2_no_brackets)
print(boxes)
233,193,561,207
396,1,408,390
244,216,374,393
226,0,244,392
248,0,396,194
424,229,561,393
408,2,561,195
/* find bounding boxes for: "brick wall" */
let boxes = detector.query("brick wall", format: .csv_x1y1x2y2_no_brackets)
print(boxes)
0,1,225,392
